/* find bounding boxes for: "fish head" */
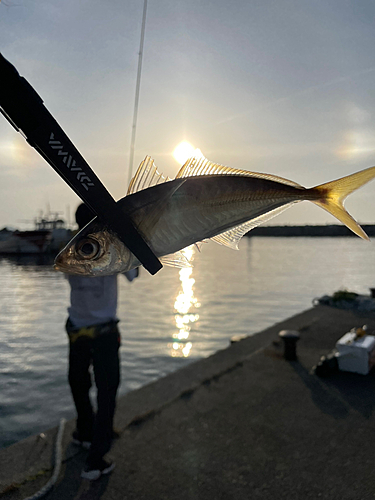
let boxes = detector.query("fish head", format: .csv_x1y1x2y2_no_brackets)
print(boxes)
54,221,134,276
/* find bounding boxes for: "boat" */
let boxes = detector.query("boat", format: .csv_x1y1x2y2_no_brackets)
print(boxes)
0,215,73,255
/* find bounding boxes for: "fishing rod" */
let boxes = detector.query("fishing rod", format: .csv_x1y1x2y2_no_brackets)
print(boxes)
0,53,162,275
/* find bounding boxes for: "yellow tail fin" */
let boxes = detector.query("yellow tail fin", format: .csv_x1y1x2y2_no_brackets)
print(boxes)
311,166,375,240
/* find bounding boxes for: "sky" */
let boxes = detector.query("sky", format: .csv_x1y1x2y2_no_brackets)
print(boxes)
1,0,375,230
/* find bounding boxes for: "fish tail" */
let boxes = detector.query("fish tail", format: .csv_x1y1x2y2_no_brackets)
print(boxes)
310,166,375,240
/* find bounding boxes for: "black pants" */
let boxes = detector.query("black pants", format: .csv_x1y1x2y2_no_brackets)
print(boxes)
67,321,120,464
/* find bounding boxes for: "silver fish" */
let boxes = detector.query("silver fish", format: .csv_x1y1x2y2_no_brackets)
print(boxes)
54,154,375,276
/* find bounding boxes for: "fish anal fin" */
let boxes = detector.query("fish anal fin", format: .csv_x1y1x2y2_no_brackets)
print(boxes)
211,202,298,249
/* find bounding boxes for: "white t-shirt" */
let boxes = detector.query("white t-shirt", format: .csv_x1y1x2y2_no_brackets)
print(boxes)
67,275,118,328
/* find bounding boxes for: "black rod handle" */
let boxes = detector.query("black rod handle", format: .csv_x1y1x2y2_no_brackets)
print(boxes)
0,53,162,275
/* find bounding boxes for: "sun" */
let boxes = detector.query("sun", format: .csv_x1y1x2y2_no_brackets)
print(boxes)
173,141,197,165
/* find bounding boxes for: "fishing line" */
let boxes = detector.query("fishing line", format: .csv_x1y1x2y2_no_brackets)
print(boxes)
127,0,148,187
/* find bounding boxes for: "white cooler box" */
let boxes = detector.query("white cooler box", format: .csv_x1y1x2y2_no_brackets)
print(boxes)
336,332,375,375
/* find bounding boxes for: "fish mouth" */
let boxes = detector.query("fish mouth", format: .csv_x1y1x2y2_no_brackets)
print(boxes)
53,259,70,273
54,254,63,272
54,250,96,276
53,260,83,275
54,252,75,274
53,262,69,273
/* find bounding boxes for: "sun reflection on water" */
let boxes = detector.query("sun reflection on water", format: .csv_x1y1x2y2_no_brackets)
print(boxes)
169,246,200,357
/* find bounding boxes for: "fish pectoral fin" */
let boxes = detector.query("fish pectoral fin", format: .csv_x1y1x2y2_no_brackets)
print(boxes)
135,178,187,236
160,249,194,268
127,156,171,195
311,166,375,240
211,202,298,249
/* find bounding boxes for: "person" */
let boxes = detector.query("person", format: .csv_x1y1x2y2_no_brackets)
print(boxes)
66,203,138,480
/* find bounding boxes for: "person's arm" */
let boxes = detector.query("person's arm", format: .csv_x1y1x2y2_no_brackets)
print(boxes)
123,268,139,282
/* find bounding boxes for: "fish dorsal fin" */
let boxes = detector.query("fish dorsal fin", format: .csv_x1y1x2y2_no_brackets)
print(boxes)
176,151,303,188
211,202,298,249
127,156,171,195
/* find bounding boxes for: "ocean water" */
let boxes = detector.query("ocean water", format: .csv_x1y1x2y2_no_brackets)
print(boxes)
1,237,374,448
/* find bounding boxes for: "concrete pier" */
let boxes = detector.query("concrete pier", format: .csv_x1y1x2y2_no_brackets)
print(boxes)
1,304,375,499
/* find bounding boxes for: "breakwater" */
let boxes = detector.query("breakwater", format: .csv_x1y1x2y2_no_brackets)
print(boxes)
246,224,375,237
3,305,375,499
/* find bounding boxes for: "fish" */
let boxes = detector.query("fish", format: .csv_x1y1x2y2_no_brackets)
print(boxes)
54,153,375,276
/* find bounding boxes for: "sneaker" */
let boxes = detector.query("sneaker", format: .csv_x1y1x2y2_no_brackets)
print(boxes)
72,430,91,450
73,429,119,449
81,459,115,481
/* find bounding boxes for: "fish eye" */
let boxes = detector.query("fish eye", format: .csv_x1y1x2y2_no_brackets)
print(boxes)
76,238,102,260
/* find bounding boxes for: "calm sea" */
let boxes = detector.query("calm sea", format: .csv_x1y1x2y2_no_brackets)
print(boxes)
1,237,374,448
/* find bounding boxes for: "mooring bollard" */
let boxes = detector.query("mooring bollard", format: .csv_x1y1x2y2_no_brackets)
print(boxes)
278,330,300,360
